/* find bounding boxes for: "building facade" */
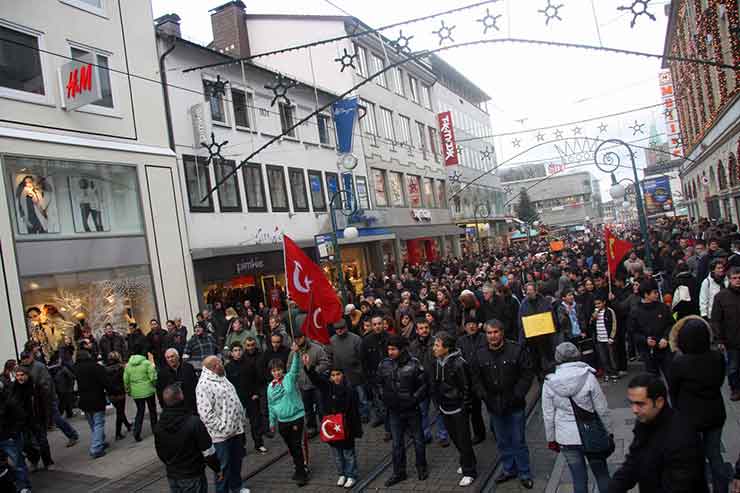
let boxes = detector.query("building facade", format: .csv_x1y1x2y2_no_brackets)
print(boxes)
0,0,196,361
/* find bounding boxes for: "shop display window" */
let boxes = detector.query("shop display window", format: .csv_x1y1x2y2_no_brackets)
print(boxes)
406,174,422,207
423,178,436,208
4,155,144,237
389,171,405,207
308,170,326,212
372,168,388,207
355,176,371,210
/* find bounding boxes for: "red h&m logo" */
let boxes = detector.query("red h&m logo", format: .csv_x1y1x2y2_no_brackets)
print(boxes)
66,64,93,99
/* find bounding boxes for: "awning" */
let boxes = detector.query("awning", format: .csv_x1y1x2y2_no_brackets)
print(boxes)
389,224,464,240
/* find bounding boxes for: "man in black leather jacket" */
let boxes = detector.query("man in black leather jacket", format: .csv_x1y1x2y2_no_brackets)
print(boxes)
377,335,428,487
456,318,487,444
361,315,389,430
471,319,535,489
432,331,477,487
629,279,673,376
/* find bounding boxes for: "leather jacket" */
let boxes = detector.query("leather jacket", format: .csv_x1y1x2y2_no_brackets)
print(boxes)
377,350,427,414
430,350,472,414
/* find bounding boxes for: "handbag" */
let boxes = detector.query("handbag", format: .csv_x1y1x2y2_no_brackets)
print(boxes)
575,337,597,367
568,393,615,459
320,413,346,443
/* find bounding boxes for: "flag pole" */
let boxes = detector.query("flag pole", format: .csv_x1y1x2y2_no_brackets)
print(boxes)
282,235,294,340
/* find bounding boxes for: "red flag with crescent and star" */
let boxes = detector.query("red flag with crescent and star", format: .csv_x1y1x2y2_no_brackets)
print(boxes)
283,235,341,344
320,413,346,443
605,228,633,278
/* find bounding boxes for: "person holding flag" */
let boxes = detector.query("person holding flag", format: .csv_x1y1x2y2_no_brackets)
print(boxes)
604,228,634,289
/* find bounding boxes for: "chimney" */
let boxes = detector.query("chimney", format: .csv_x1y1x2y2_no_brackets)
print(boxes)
154,13,182,38
210,1,250,58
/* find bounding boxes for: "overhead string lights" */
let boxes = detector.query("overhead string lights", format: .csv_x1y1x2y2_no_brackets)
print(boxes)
480,146,494,160
389,30,414,54
572,126,582,135
512,138,522,148
617,0,657,28
264,73,299,107
539,0,564,26
448,169,463,183
554,129,564,139
334,48,359,72
477,8,502,34
202,132,228,166
598,123,608,133
432,20,456,45
629,120,646,135
536,132,546,142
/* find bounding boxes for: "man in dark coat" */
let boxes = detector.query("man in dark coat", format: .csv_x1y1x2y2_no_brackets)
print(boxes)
609,374,708,493
73,350,111,458
0,379,30,491
518,282,557,378
157,348,198,415
147,319,169,368
410,318,448,446
456,318,487,444
225,339,267,454
99,323,128,365
629,279,673,376
361,315,389,430
328,320,367,422
127,323,149,358
711,265,740,401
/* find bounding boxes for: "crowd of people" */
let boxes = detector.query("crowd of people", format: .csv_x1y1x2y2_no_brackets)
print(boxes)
1,216,740,493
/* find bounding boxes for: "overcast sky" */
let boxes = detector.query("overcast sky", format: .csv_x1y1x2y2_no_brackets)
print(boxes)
151,0,674,198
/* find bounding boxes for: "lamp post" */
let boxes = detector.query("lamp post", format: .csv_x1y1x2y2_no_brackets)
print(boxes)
329,190,359,306
472,202,489,253
594,139,652,268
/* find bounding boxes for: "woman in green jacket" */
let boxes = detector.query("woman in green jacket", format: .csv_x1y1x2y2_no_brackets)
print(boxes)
123,353,157,441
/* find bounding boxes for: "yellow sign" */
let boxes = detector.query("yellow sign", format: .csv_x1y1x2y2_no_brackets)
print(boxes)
522,312,556,338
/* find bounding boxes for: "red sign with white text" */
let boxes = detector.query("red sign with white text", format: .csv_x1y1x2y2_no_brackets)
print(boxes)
437,111,459,166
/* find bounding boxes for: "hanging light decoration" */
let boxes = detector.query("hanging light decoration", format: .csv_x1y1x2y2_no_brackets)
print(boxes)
539,0,564,26
617,0,656,28
334,48,359,72
264,73,298,107
202,132,228,166
432,20,456,45
477,8,502,34
389,30,414,55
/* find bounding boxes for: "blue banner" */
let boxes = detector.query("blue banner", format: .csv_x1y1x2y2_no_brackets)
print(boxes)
342,172,355,211
332,97,358,154
641,175,674,215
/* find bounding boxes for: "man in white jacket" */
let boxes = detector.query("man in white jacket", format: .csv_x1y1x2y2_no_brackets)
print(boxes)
699,259,728,319
196,356,249,493
542,342,612,493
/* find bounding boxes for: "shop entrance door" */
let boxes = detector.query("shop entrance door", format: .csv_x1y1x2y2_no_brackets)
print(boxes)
261,275,275,306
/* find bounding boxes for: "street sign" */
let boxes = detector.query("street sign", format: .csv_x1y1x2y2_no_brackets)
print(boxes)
61,54,102,111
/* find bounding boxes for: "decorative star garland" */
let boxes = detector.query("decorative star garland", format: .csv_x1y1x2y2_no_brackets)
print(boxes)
512,138,522,148
664,108,674,119
390,30,414,55
536,132,545,142
539,0,564,26
481,147,493,160
477,8,502,34
503,185,513,195
617,0,656,28
572,126,582,135
334,48,359,72
554,129,564,139
629,120,645,135
432,20,456,46
598,123,608,133
204,75,229,98
448,169,462,183
264,74,298,107
201,132,228,165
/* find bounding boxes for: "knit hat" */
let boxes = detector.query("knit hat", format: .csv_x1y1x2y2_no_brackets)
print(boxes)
554,342,581,363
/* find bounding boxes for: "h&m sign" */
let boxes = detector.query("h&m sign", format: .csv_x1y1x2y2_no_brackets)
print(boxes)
60,54,102,111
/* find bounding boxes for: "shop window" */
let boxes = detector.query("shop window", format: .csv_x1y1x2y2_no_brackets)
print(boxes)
436,179,447,208
372,168,388,207
317,114,331,145
204,79,226,124
406,175,422,207
0,24,46,97
423,178,436,208
5,155,144,236
288,168,309,212
279,103,296,137
355,176,371,210
388,171,405,207
70,46,113,108
266,165,289,212
213,159,242,212
326,172,341,209
232,88,253,129
242,163,267,212
360,99,377,135
307,170,326,212
182,155,214,212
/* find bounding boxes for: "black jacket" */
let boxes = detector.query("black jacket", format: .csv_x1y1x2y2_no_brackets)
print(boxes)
73,357,110,413
471,341,533,416
99,333,128,364
377,350,428,414
430,350,472,414
710,285,740,350
261,345,290,383
10,377,48,430
671,271,700,320
105,362,126,399
225,351,262,407
456,331,487,362
608,406,708,493
127,329,149,357
409,335,434,380
154,406,220,479
156,362,197,414
147,328,170,366
629,301,672,347
361,331,388,382
306,367,363,449
0,387,24,441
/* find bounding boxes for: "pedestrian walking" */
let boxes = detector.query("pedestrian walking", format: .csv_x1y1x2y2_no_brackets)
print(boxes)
518,282,556,378
11,366,53,471
124,351,158,442
629,279,673,377
99,323,128,365
328,319,368,424
183,322,219,374
361,315,390,437
411,318,449,447
456,317,487,444
104,351,132,440
710,265,740,401
73,349,111,458
225,340,268,454
589,295,618,381
0,378,31,492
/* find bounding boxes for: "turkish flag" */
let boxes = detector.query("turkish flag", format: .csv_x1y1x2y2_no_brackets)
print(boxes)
605,228,633,278
284,235,342,342
320,413,346,443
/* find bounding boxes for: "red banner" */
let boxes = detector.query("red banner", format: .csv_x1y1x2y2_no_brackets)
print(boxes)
605,228,633,278
437,111,459,166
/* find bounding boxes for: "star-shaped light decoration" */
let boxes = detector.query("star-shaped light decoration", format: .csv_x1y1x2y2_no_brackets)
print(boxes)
503,184,513,195
264,74,298,107
664,108,674,119
572,126,582,135
477,8,502,34
536,132,545,142
390,30,414,55
448,169,462,183
629,120,645,135
481,147,493,160
617,0,656,28
554,129,564,139
539,0,564,26
201,132,228,166
512,138,522,148
432,20,456,45
598,123,608,133
334,48,359,72
204,75,229,98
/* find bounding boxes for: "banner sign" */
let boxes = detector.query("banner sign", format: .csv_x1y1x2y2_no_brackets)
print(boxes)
642,175,674,215
437,111,459,166
342,172,355,211
61,54,102,111
332,97,359,154
659,70,683,158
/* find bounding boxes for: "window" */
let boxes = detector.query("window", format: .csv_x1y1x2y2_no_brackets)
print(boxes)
182,155,214,212
436,180,447,208
60,0,105,15
406,175,422,207
393,67,405,96
428,127,439,157
416,121,427,151
242,163,267,212
388,171,405,206
326,172,341,208
204,80,225,123
232,88,253,129
354,44,368,77
397,115,412,146
70,46,112,108
279,103,296,137
360,99,377,135
372,169,388,207
0,25,45,96
421,84,432,110
266,165,289,212
288,168,309,212
212,159,241,212
371,54,387,87
356,176,371,210
423,178,436,208
407,75,419,103
379,107,395,142
317,114,331,145
307,170,326,212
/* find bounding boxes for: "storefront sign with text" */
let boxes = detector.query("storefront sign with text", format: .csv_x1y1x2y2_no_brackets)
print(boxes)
437,111,459,166
411,209,432,222
61,55,102,111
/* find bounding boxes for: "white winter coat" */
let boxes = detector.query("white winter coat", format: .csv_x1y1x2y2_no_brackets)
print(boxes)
542,361,612,445
196,366,245,443
699,275,728,318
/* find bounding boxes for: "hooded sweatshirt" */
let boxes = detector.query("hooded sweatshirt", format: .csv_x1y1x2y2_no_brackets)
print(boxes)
542,361,611,445
195,366,245,443
153,405,220,479
123,354,157,399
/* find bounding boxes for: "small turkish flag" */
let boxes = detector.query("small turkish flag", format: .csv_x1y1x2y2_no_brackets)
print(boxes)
320,413,346,443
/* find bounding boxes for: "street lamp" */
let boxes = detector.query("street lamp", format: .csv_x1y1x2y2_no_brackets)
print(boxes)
329,190,359,305
595,139,652,268
472,202,489,253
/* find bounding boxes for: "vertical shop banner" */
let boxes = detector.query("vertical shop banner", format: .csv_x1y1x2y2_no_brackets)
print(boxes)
332,97,359,154
342,172,355,211
642,175,674,215
437,111,459,166
659,70,683,157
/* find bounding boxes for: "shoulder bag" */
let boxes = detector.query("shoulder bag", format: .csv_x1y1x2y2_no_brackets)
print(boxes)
568,391,615,459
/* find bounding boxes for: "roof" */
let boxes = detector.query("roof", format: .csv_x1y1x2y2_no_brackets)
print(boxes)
244,13,348,22
428,54,490,104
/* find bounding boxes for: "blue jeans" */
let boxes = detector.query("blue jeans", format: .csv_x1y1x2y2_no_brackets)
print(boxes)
561,445,610,493
419,398,448,441
214,435,245,493
86,411,106,456
0,433,31,490
388,411,427,476
52,398,78,440
702,427,731,493
167,474,208,493
726,349,739,391
490,409,531,480
332,446,358,479
355,385,370,420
